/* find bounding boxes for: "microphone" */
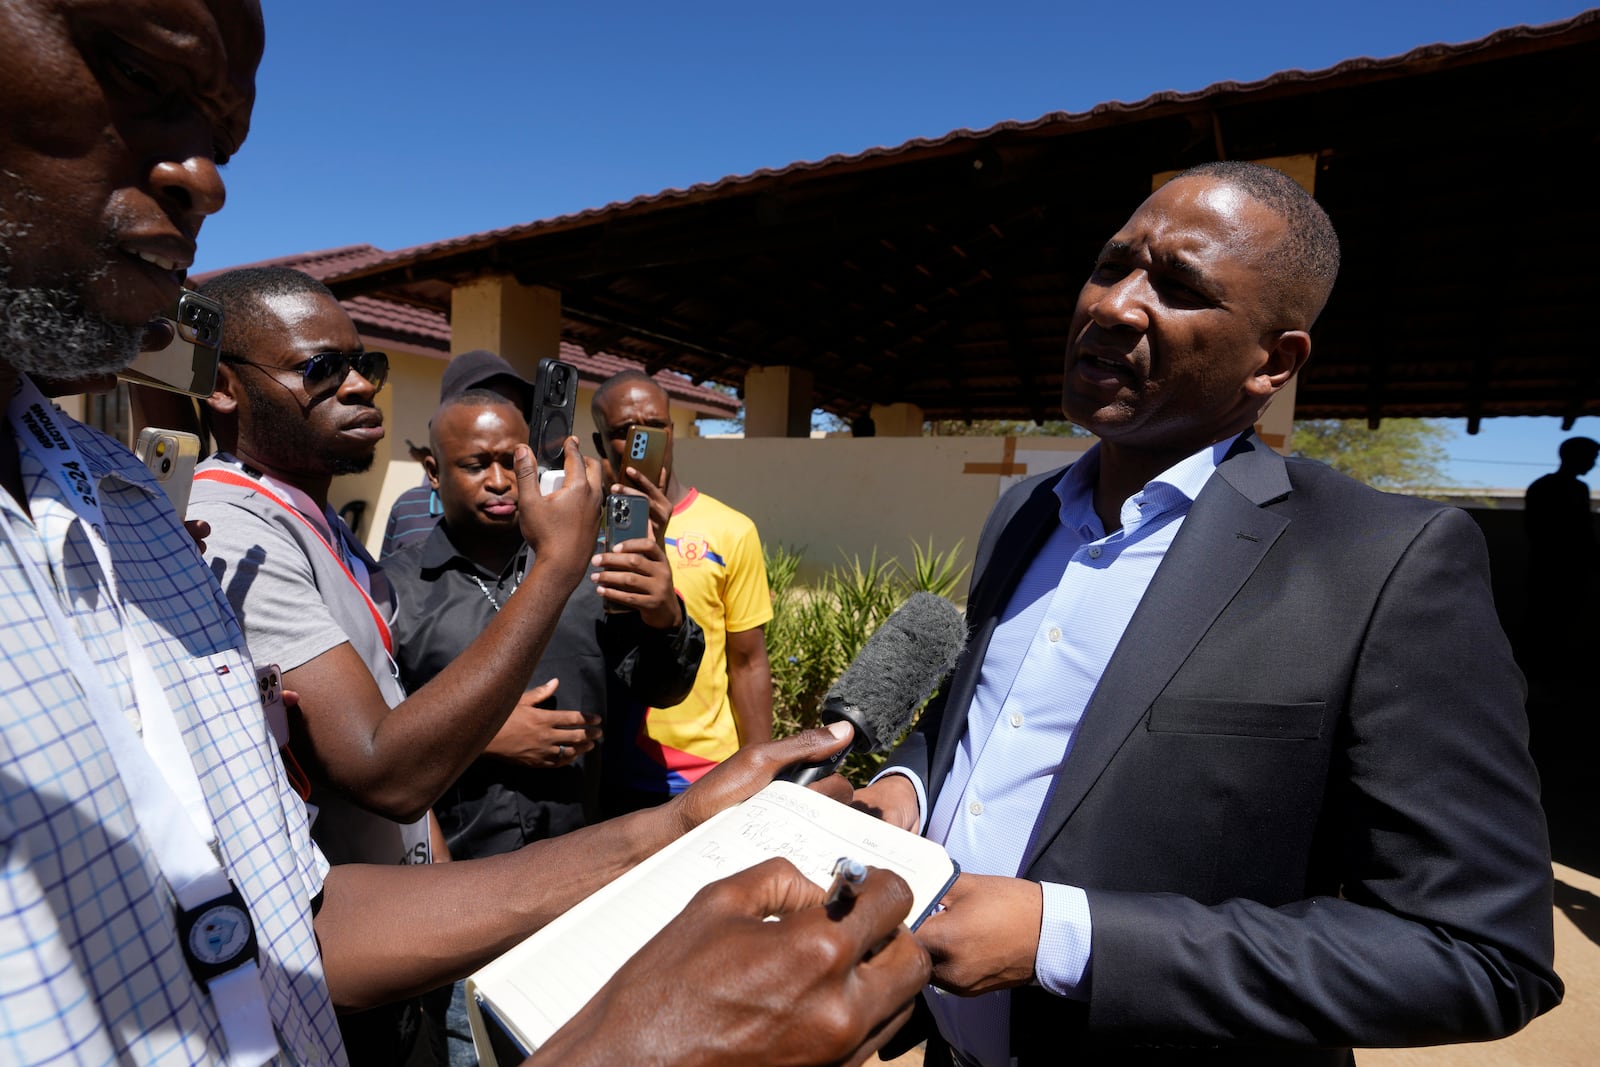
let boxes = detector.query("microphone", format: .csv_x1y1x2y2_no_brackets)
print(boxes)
782,592,967,786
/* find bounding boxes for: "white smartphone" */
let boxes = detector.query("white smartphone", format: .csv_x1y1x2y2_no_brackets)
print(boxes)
134,427,201,517
256,662,288,748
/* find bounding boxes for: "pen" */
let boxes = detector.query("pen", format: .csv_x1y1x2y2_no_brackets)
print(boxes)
825,856,868,915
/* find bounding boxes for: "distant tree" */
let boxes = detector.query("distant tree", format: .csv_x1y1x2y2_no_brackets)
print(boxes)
927,419,1089,438
1289,418,1453,492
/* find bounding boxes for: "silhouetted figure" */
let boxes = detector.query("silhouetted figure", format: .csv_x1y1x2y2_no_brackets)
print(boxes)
1522,436,1599,687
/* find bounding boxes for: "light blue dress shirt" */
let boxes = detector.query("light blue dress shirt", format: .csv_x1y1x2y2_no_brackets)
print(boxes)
896,436,1236,1067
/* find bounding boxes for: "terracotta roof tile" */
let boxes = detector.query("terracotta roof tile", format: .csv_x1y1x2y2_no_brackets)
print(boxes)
191,248,736,416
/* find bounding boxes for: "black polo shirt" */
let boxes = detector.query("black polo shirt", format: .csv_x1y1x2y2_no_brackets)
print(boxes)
387,521,704,859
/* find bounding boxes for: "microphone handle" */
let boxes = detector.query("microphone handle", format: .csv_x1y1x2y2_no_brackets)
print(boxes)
783,746,850,787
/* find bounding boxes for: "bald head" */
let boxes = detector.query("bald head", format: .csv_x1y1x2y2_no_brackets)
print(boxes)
430,388,523,455
591,370,665,429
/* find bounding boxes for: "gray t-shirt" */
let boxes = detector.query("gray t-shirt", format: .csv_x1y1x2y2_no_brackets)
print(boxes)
190,455,429,867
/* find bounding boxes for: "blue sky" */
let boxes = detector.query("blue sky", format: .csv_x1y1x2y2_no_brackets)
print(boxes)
201,0,1598,488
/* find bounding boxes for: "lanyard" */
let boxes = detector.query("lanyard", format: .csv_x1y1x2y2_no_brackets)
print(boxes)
4,376,276,1066
194,466,394,656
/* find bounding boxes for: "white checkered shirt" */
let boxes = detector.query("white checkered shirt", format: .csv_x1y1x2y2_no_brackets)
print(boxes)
1,405,345,1065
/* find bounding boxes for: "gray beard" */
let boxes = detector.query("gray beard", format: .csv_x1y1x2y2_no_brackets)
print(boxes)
0,208,144,380
0,280,143,380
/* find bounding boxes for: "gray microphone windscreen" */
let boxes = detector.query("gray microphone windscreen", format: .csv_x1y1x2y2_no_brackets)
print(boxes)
824,592,967,749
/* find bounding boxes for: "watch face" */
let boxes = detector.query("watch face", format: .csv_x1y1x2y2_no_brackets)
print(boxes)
187,903,252,966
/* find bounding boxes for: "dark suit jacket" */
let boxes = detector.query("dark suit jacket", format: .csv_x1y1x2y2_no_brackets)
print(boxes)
887,435,1561,1065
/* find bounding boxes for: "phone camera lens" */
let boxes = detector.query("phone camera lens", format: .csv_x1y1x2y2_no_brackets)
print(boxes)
159,458,172,474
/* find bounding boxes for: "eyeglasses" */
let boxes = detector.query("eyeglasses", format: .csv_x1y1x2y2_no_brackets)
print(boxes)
222,349,389,394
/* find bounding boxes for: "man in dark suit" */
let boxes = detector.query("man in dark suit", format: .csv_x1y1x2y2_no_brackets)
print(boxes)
856,161,1562,1065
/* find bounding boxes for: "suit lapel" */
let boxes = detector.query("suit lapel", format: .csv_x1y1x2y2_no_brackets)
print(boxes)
1021,437,1293,874
927,471,1064,809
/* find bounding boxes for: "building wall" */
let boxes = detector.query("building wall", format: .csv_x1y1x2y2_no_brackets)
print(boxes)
673,435,1090,587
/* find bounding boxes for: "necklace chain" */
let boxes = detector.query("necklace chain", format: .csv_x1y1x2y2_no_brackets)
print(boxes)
468,556,524,613
470,574,505,612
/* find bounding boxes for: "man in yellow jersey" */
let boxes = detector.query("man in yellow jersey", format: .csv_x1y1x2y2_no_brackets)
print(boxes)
592,371,773,811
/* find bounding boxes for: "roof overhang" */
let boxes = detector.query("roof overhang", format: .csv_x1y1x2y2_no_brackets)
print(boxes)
323,11,1600,428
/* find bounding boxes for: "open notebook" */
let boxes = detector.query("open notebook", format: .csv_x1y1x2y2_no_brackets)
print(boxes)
466,780,957,1064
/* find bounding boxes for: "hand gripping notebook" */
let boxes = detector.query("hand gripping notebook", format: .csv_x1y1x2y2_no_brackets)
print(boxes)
466,780,958,1064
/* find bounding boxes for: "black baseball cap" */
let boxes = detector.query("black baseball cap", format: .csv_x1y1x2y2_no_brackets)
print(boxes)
439,349,534,420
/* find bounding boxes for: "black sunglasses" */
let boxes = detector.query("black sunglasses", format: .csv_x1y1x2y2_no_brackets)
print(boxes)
223,349,389,393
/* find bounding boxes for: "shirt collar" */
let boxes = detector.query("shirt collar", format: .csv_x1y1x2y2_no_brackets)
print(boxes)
422,519,525,581
1053,432,1242,538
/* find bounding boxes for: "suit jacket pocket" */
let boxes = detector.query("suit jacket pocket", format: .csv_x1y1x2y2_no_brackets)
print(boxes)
1147,696,1326,739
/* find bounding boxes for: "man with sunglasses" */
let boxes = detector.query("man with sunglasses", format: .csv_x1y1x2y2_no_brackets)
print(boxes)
190,265,633,1063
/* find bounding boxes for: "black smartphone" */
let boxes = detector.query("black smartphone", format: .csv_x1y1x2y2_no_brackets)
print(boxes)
604,492,650,551
529,357,579,471
621,424,668,489
602,492,651,613
118,289,224,397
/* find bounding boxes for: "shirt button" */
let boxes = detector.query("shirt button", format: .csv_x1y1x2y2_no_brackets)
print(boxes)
1047,626,1062,643
1010,711,1024,728
969,800,984,816
1088,546,1103,559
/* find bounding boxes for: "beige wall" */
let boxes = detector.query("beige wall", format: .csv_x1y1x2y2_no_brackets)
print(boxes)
673,435,1091,587
336,346,445,550
348,374,1091,579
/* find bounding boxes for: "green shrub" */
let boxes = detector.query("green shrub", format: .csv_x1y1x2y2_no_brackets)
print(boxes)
764,539,967,785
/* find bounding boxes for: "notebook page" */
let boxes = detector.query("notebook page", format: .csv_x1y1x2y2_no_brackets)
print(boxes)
467,780,954,1054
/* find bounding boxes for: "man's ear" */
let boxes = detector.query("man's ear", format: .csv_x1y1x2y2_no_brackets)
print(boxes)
1246,330,1311,399
421,451,441,491
206,362,241,416
591,430,609,462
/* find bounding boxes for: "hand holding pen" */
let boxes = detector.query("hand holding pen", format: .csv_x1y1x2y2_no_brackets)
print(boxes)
825,855,869,918
537,857,930,1067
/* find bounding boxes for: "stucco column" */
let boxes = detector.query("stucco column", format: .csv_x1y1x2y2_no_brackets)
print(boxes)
449,275,562,383
744,365,814,438
869,402,925,437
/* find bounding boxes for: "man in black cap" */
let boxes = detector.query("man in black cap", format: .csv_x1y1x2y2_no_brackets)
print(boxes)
380,349,534,558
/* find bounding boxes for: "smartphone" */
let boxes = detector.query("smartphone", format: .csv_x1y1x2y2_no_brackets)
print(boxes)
602,493,651,613
604,492,651,551
134,427,201,517
529,357,578,471
118,289,224,397
621,424,668,489
256,663,288,748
